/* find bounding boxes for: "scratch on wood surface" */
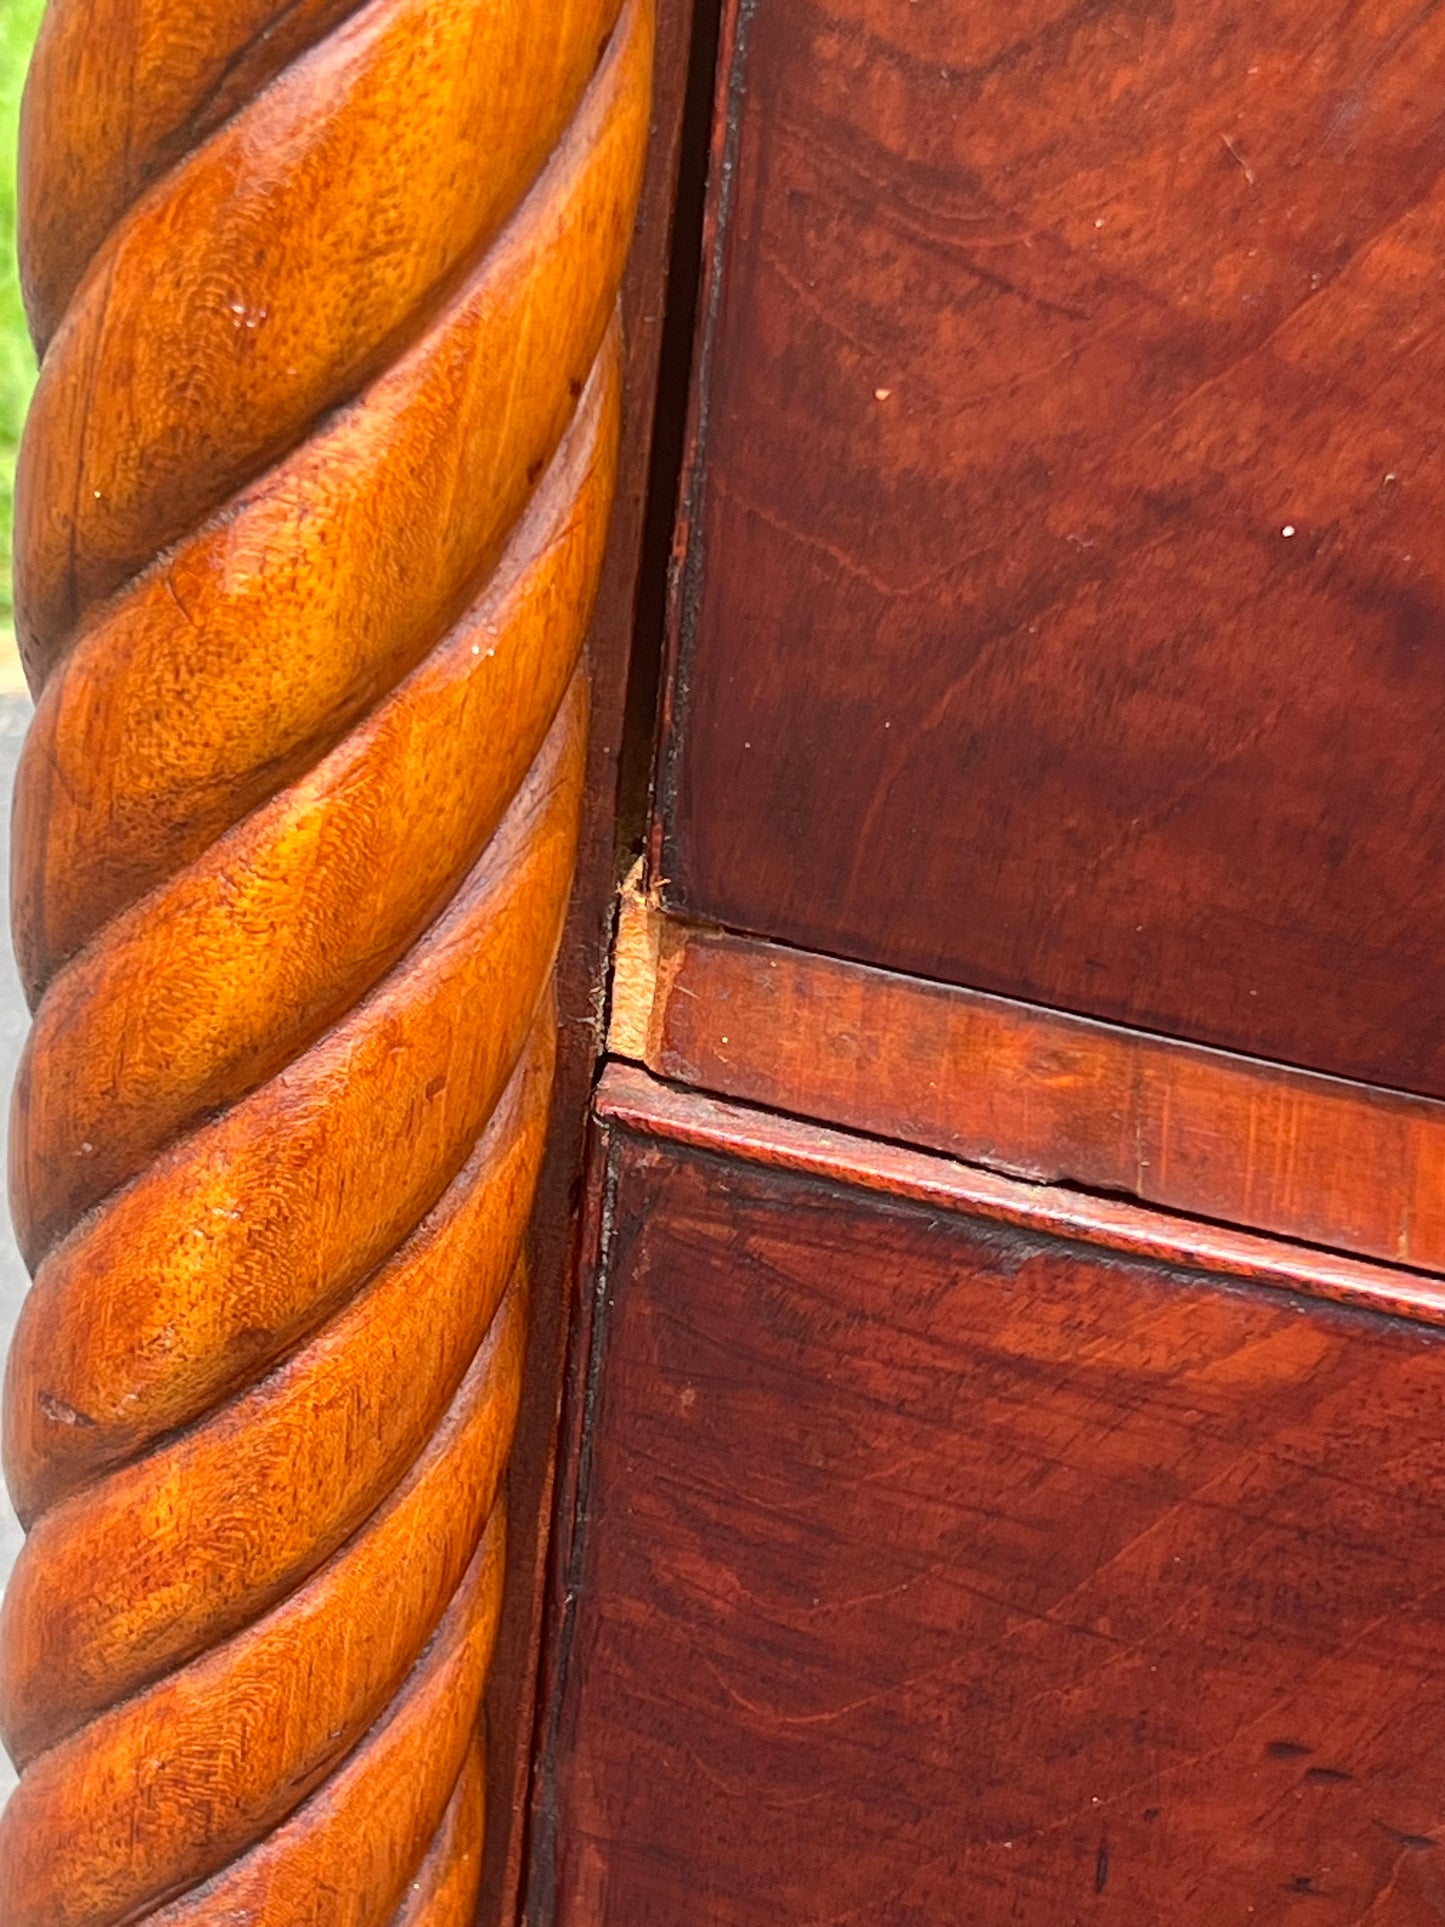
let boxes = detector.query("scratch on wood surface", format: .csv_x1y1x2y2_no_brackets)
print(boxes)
1220,131,1256,185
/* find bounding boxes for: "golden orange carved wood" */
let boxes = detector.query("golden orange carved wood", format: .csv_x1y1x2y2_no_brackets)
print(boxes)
1,0,654,1918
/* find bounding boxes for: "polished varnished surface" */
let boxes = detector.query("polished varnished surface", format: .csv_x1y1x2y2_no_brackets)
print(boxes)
2,0,653,1917
659,0,1445,1097
611,891,1445,1273
11,376,617,1268
16,0,623,658
20,0,372,346
13,10,647,985
535,1071,1445,1924
1,1045,547,1764
478,0,705,1912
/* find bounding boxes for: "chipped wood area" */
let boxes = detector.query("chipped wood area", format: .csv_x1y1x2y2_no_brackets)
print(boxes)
608,862,687,1064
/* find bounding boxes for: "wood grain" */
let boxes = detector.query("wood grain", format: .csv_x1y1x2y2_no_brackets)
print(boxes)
534,1070,1445,1925
12,369,619,1264
390,1739,487,1927
0,1035,549,1763
20,0,373,346
13,8,648,985
146,1509,508,1927
2,0,654,1918
16,0,623,657
611,889,1445,1273
596,1063,1445,1327
656,0,1445,1097
478,0,708,1913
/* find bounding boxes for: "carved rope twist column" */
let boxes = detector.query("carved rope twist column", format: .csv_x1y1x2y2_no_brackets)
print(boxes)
0,0,652,1919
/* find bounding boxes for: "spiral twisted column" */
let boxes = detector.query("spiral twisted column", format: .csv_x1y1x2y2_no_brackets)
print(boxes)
0,0,653,1919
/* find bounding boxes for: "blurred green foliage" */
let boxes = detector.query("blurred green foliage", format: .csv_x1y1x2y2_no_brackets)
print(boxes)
0,0,44,625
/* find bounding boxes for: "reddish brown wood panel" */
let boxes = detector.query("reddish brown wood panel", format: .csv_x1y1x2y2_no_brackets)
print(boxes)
531,1071,1445,1924
657,0,1445,1098
613,898,1445,1273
